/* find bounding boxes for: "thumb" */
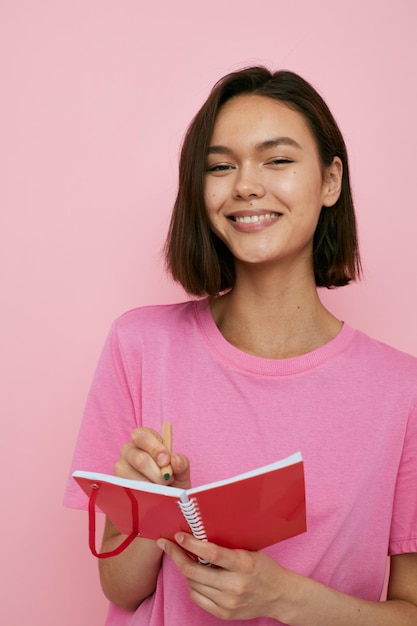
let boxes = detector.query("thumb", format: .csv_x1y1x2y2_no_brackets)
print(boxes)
171,453,191,489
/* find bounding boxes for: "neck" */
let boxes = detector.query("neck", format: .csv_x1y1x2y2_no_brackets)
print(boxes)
210,265,341,359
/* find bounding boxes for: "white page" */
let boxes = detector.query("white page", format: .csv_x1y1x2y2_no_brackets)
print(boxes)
73,451,302,500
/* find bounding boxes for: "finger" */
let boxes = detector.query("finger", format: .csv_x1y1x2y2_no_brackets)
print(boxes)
173,532,244,571
170,454,191,489
158,537,235,619
131,427,173,471
116,429,190,486
131,427,168,461
115,437,170,484
113,442,158,482
157,538,209,579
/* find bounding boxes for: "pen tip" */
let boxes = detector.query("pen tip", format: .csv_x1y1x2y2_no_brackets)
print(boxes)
163,473,171,481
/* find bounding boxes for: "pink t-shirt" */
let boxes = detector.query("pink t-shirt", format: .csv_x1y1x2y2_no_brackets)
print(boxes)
64,299,417,625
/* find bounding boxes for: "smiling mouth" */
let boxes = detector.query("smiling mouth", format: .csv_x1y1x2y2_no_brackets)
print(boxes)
229,212,281,224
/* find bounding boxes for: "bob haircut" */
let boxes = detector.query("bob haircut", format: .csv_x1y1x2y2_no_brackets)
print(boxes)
165,67,361,296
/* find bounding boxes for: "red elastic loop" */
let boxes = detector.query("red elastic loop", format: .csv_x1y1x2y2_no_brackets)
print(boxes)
88,484,139,559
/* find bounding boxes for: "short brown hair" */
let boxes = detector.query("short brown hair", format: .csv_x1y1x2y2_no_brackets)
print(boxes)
165,67,361,296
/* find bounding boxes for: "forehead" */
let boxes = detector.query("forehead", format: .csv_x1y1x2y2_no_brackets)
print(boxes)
210,94,315,148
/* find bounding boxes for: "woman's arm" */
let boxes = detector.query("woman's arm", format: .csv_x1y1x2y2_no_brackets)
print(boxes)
280,552,417,625
158,533,417,624
98,427,191,611
99,518,163,611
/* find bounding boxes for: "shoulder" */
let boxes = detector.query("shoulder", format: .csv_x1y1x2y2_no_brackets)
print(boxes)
110,299,204,345
348,327,417,394
352,327,417,368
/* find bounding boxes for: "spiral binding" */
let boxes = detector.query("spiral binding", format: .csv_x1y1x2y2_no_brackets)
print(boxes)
177,496,211,565
178,497,208,541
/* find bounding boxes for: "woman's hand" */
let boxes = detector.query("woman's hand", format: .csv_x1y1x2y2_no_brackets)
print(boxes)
158,534,417,625
157,532,290,622
98,427,192,610
114,426,191,489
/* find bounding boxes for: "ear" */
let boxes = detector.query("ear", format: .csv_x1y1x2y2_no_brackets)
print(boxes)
322,156,343,207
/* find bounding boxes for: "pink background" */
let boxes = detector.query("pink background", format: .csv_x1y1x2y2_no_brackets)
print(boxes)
1,1,416,623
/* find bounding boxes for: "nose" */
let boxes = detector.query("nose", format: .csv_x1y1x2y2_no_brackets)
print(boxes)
233,164,266,200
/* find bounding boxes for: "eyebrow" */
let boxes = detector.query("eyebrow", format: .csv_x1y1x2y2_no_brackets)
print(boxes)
207,136,302,155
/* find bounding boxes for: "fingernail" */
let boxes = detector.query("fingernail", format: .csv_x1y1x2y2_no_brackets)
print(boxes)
157,539,166,551
174,532,185,545
156,452,169,466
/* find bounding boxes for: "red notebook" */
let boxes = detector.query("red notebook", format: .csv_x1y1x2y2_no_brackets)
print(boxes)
73,451,306,559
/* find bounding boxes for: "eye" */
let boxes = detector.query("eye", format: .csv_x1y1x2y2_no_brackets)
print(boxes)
266,157,293,166
206,163,235,173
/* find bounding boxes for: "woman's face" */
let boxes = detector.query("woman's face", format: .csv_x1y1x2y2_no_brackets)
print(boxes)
204,94,341,273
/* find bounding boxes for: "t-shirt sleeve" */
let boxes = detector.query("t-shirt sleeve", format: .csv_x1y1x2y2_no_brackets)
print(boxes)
63,319,141,510
389,402,417,555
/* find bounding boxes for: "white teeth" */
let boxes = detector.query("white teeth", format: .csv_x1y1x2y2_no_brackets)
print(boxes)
234,213,279,224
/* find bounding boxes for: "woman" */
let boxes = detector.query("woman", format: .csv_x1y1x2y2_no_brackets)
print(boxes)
64,67,417,625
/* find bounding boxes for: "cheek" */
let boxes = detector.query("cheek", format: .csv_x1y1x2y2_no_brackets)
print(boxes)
204,176,230,204
203,196,219,230
280,172,324,209
203,182,216,207
204,186,222,225
269,170,299,198
204,194,214,221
